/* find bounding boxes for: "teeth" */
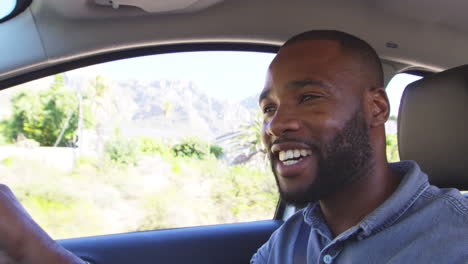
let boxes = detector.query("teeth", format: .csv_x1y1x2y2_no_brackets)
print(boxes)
278,149,312,161
294,149,300,158
283,158,301,166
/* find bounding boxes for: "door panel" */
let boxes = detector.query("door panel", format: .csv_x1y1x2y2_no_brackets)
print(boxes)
59,220,282,264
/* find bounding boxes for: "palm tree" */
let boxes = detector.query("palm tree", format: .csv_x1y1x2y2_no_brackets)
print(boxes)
219,110,266,164
85,75,116,160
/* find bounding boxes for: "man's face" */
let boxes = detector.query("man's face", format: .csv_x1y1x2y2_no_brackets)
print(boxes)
259,40,373,205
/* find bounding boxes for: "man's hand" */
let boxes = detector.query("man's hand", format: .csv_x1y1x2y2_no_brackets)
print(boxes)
0,184,84,264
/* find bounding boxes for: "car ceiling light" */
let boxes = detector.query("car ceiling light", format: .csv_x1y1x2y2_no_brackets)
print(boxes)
0,0,17,20
93,0,200,13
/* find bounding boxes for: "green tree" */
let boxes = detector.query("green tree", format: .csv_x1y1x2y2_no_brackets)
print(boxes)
138,136,172,157
1,74,94,146
209,144,224,159
104,135,141,166
172,137,210,159
386,134,400,162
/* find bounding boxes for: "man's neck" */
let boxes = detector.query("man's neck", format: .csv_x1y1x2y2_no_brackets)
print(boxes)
318,163,401,237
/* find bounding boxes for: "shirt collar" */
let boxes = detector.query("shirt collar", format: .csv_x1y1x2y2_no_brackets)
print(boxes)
358,160,429,238
302,160,430,240
303,202,332,239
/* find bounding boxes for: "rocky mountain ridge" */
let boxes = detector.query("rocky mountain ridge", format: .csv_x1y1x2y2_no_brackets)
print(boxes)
109,79,260,140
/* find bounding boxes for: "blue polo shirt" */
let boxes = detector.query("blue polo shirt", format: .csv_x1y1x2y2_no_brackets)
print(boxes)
251,161,468,263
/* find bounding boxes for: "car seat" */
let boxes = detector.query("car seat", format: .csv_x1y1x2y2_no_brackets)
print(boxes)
398,65,468,193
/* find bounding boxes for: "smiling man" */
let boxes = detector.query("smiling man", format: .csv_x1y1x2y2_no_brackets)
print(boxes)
259,31,400,231
251,30,468,263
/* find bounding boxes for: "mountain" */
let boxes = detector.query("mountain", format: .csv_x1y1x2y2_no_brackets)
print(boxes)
240,93,261,111
0,76,258,142
109,79,255,140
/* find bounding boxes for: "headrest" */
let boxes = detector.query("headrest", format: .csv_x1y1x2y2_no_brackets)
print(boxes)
398,65,468,190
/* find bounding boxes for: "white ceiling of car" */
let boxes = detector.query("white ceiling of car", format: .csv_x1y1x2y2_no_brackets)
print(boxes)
1,0,467,83
49,0,226,18
91,0,225,13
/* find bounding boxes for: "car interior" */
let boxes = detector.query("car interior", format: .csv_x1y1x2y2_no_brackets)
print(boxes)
0,0,467,263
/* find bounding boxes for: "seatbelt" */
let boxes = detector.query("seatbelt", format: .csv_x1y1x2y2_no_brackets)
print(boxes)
293,221,311,264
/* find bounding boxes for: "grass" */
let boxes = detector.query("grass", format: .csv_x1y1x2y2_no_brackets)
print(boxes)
0,151,278,239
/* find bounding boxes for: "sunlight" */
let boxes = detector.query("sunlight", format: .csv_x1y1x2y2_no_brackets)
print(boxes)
0,0,16,20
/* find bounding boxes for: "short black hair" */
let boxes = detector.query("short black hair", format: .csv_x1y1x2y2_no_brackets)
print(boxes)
282,30,383,87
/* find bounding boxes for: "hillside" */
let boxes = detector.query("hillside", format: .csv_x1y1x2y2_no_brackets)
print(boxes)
99,78,258,140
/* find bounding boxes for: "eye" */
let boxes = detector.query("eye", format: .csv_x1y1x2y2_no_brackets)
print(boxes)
300,94,321,103
262,104,276,114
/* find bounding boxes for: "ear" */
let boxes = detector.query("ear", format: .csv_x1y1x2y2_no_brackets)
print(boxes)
367,87,390,128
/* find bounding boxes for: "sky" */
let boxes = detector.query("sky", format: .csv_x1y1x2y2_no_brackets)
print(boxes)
79,51,275,102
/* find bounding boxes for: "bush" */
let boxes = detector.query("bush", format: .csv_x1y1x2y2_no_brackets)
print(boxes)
2,156,15,167
136,188,176,230
386,134,400,162
138,136,172,157
211,164,278,222
172,137,209,159
209,144,224,159
104,136,141,166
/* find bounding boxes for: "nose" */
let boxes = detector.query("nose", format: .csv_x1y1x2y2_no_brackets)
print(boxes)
264,106,301,137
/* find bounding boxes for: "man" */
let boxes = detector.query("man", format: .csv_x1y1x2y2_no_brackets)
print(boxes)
0,30,466,263
251,30,468,263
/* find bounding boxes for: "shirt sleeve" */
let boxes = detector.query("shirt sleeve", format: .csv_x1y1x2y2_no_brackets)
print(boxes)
250,227,280,264
250,209,307,264
250,242,269,264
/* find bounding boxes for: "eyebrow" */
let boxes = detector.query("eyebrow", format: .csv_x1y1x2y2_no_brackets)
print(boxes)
258,89,271,105
258,78,332,105
286,79,332,90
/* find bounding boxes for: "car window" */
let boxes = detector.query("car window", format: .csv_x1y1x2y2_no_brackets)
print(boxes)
0,0,31,22
0,0,16,20
385,73,423,162
0,51,279,239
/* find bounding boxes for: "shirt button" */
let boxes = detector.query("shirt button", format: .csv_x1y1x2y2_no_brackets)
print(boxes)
323,254,333,263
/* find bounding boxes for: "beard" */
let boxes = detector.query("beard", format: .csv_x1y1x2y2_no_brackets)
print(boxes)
270,108,373,207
